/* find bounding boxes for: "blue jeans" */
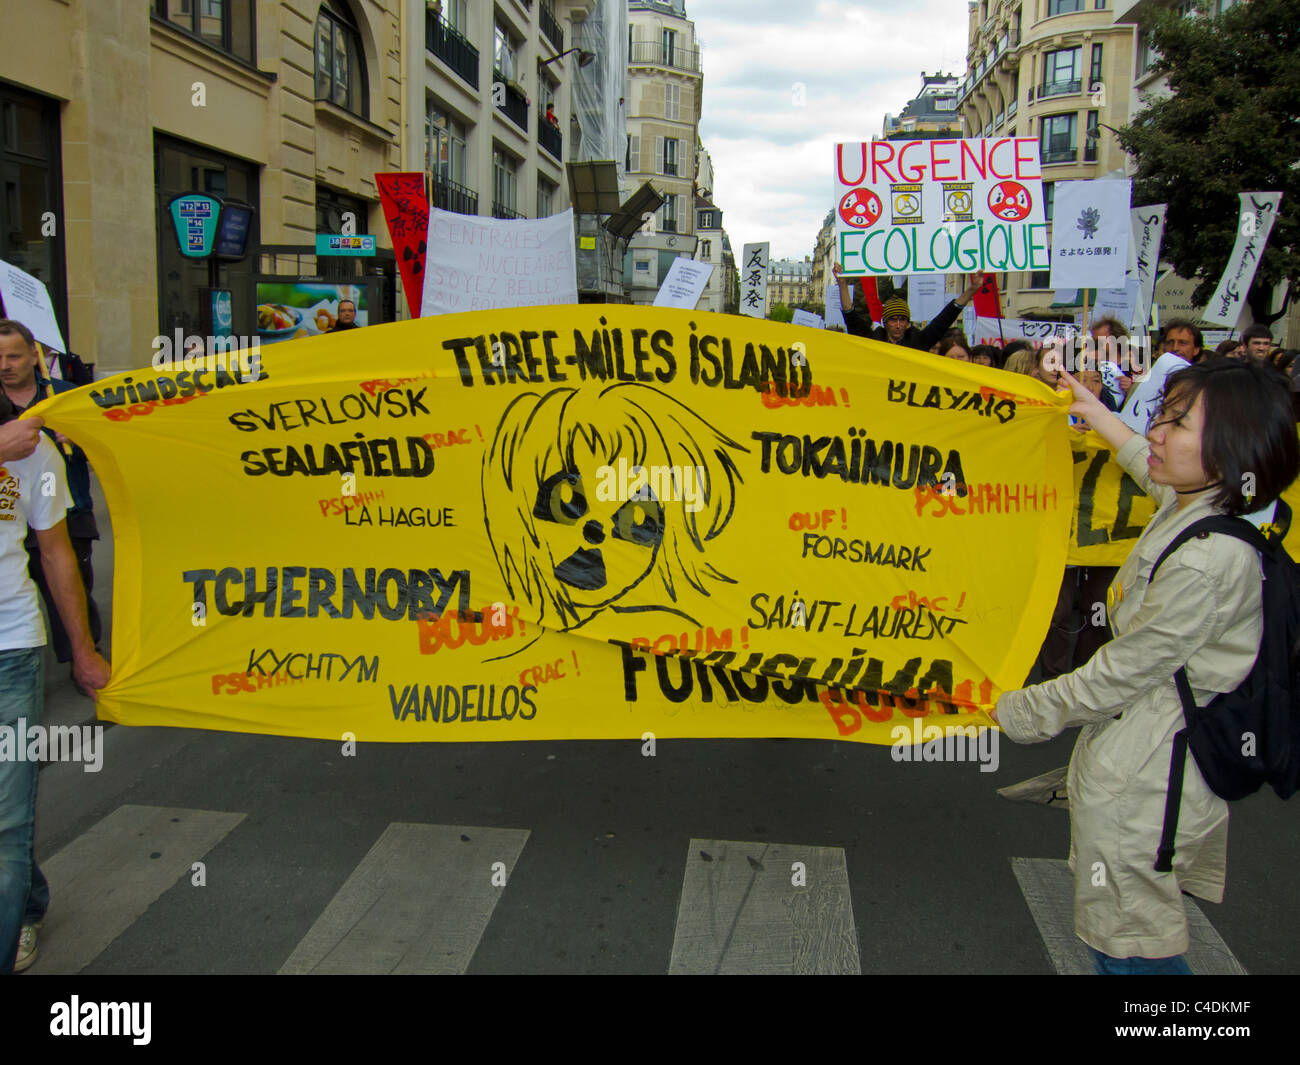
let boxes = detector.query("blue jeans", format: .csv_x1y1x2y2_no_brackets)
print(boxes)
1089,946,1193,975
0,647,46,974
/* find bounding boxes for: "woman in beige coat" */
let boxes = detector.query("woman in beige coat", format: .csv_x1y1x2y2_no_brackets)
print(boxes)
993,358,1299,974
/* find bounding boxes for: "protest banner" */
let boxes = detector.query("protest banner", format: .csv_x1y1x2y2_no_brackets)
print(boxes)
823,281,847,330
1130,204,1166,331
740,243,769,318
1066,430,1159,567
1065,430,1300,567
1203,192,1283,327
376,173,430,318
834,138,1047,277
791,309,824,329
34,307,1076,747
970,318,1076,344
1117,351,1189,433
0,258,67,353
1049,180,1131,291
420,208,578,316
653,257,713,309
1093,280,1141,333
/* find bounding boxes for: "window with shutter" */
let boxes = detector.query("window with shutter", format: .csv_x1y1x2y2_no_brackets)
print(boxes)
655,136,664,174
628,135,640,172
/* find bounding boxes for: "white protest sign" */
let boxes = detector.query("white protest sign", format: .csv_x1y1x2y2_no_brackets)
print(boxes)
653,257,713,309
1093,280,1141,331
833,138,1047,277
0,258,67,352
1050,180,1131,290
1130,204,1166,330
791,308,824,329
906,274,948,324
1203,192,1283,326
420,208,578,315
740,242,770,318
1118,351,1190,432
1100,360,1124,409
970,317,1077,344
823,280,847,330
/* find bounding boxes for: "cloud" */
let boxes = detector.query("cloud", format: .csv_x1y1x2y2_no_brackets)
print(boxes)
693,0,970,261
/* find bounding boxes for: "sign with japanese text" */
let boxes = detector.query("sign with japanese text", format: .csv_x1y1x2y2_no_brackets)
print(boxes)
1049,180,1131,290
834,138,1048,277
376,172,431,318
740,242,769,318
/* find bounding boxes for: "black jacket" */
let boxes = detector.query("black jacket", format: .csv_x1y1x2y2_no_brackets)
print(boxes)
844,298,963,351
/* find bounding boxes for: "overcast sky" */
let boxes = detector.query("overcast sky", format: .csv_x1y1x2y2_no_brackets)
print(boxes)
692,0,970,262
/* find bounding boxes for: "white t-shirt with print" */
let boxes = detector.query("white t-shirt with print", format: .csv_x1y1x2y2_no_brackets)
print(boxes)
0,434,71,650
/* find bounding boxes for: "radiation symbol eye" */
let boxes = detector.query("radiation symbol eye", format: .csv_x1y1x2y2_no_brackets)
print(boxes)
611,497,664,548
533,470,588,525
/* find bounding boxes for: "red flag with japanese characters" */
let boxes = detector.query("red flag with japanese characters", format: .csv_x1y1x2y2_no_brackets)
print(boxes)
376,172,429,317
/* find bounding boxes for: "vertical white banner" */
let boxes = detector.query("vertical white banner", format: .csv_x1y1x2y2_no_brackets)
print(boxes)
1050,180,1132,290
1203,192,1284,326
823,280,847,330
740,242,770,318
1129,204,1166,333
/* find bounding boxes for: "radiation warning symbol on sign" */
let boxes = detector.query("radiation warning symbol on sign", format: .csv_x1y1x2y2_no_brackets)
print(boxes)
987,180,1034,222
838,187,882,229
942,182,974,223
891,183,924,226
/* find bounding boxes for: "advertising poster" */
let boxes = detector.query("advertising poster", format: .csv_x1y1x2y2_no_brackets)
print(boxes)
256,282,368,345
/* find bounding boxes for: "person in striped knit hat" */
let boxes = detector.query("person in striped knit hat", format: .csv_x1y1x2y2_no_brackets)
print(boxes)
833,268,984,352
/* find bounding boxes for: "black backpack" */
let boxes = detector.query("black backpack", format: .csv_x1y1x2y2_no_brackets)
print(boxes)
1149,501,1300,872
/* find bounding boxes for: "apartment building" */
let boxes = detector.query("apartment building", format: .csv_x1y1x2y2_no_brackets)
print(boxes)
957,0,1136,318
623,0,702,304
882,73,963,140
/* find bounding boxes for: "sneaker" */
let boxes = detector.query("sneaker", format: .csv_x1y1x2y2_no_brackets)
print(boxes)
14,922,39,972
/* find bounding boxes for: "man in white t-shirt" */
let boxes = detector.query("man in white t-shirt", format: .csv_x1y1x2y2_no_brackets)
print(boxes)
0,411,110,973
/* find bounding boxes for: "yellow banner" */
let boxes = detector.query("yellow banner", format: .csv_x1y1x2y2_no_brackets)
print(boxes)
35,307,1074,744
1065,430,1160,567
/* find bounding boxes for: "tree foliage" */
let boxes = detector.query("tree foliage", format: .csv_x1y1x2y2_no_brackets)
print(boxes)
1117,0,1299,319
769,302,794,323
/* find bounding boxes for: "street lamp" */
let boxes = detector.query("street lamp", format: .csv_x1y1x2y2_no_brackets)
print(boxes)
539,47,596,69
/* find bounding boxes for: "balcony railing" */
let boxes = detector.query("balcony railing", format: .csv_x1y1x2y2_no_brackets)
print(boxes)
539,1,563,52
431,175,478,216
1041,146,1078,164
538,112,562,159
628,40,701,73
1038,78,1082,99
492,202,523,220
1084,140,1098,163
426,10,479,89
995,109,1005,128
493,70,529,131
1007,98,1018,117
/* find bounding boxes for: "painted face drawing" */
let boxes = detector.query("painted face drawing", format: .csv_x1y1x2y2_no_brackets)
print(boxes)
483,383,748,632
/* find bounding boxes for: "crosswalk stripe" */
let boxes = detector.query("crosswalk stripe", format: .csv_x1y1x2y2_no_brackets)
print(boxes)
278,823,529,975
669,839,860,975
30,804,246,974
1010,857,1247,974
